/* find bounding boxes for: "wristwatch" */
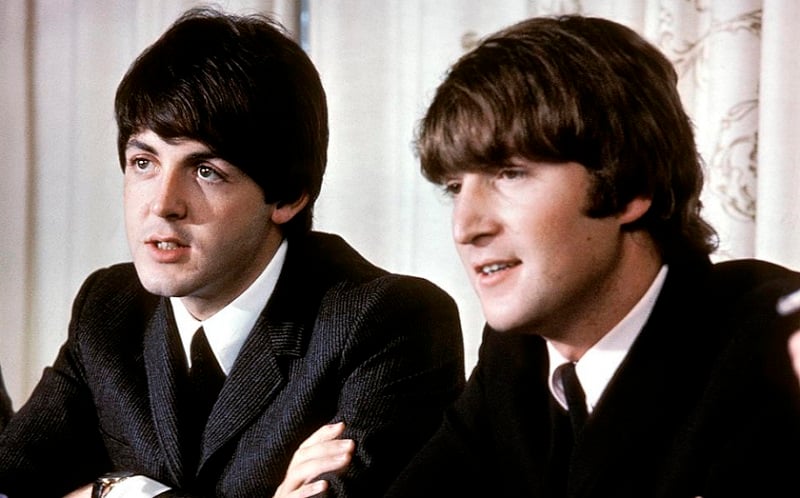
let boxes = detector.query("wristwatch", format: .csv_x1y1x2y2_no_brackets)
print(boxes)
92,471,135,498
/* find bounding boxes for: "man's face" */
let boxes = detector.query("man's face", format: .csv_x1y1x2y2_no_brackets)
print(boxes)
123,129,283,319
444,158,635,339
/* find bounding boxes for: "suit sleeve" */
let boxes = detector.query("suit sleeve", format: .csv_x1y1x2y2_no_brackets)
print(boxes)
383,325,547,497
382,324,511,498
320,275,465,497
382,366,492,498
0,271,111,497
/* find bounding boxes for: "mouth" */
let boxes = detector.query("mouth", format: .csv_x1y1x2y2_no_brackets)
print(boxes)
153,241,183,250
477,261,520,276
146,237,189,251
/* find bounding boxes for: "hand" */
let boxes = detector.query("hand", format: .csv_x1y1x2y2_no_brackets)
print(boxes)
62,483,92,498
273,422,355,498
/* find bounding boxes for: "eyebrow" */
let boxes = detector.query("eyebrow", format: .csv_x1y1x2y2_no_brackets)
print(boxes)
125,138,157,155
125,138,219,163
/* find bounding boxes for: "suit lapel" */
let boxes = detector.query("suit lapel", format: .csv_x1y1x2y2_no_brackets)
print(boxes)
197,234,329,470
144,299,188,484
142,292,308,480
568,258,716,495
200,317,304,462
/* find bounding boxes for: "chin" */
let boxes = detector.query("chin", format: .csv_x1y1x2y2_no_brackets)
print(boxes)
484,316,516,333
485,312,535,335
136,274,181,298
140,283,177,298
483,303,520,332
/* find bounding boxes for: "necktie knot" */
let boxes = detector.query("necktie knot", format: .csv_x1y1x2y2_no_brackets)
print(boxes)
188,326,225,407
556,361,588,435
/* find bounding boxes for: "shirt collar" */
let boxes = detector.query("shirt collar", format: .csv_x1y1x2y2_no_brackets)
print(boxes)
548,264,668,412
170,238,288,375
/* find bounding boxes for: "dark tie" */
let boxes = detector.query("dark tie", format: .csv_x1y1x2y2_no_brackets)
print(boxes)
544,362,588,496
189,326,225,421
556,362,588,436
183,327,225,469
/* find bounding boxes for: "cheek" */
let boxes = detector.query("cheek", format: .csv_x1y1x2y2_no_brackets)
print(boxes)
233,191,271,219
217,200,273,239
506,200,563,241
122,192,141,233
455,244,472,273
123,183,149,216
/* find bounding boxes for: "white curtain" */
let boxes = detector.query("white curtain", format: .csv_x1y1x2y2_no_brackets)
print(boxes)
2,0,798,406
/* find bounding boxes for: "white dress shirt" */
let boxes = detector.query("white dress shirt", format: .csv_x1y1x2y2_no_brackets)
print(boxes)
171,238,288,374
548,264,668,414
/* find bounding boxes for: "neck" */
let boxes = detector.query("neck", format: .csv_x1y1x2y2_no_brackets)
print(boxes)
546,231,662,361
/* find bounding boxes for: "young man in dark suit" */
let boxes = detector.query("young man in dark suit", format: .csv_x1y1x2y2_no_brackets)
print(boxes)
377,14,800,498
0,8,464,498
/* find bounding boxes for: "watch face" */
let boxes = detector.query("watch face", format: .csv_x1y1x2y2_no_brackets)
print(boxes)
93,471,136,498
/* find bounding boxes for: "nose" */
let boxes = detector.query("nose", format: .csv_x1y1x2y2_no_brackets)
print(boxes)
452,176,497,246
150,169,188,219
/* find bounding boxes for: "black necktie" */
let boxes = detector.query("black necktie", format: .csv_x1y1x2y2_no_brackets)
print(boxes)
556,362,588,436
189,326,225,422
183,327,225,469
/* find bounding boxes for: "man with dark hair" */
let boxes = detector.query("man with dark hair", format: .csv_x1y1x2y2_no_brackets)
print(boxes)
379,14,800,497
0,8,464,498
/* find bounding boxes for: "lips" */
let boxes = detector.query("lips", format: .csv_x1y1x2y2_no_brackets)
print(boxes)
143,235,190,264
476,260,520,276
144,234,190,254
153,240,184,250
145,233,189,248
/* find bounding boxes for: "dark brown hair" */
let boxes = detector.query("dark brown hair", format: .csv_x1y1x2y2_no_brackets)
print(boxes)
418,15,717,261
115,7,328,238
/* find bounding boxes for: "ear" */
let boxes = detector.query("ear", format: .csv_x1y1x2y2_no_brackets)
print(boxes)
270,193,310,225
617,195,652,225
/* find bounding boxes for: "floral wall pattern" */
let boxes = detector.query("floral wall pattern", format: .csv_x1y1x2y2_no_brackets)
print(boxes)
455,1,793,263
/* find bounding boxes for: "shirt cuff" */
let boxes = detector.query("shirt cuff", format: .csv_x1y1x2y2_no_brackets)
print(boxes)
106,475,171,497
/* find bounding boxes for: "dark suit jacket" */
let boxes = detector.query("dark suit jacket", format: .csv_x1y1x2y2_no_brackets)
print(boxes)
0,366,11,431
0,232,465,498
386,257,800,498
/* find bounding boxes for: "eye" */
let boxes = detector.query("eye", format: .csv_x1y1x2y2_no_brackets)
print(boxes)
129,157,152,171
498,167,526,181
197,165,223,182
442,180,462,197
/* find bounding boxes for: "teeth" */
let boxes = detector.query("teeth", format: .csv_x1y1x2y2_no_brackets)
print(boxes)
156,241,180,250
481,263,511,275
